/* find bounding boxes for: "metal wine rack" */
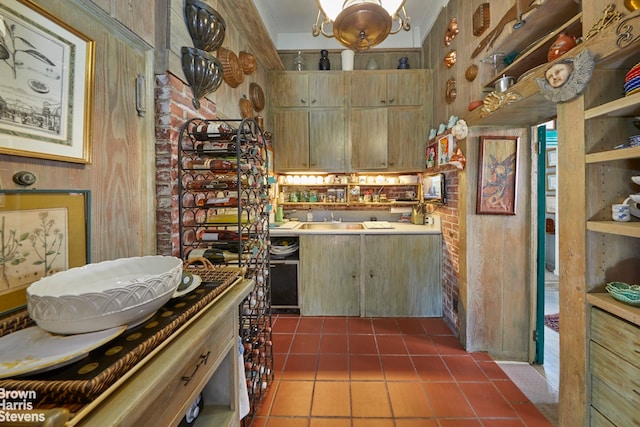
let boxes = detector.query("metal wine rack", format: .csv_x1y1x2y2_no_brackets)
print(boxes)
177,118,273,423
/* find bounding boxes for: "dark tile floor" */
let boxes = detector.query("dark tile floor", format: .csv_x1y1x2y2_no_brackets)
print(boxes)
250,315,553,427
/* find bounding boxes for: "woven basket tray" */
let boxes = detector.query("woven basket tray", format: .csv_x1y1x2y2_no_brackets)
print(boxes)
0,262,244,404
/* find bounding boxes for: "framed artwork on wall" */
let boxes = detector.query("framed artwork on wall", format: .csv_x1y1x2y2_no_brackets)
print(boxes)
476,135,519,215
546,173,557,193
0,190,90,314
546,147,557,168
0,0,95,163
426,142,437,169
437,133,453,166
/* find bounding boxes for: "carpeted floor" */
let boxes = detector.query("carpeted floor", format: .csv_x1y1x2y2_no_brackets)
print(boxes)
544,313,559,333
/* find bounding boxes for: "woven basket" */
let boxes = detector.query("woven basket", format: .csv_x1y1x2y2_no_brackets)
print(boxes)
217,47,244,88
239,51,257,75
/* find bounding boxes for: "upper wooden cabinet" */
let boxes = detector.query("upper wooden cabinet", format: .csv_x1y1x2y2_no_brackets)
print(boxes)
349,70,429,171
350,70,426,107
270,71,345,108
268,69,431,173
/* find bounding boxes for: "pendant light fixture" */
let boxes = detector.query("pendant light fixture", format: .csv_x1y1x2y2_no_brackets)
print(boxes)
312,0,411,51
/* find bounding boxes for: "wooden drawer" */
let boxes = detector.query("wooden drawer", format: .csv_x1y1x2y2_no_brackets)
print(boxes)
146,313,236,426
590,308,640,370
590,407,616,427
590,341,640,406
590,375,640,427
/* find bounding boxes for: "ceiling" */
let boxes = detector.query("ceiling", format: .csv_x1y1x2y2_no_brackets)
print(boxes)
253,0,450,51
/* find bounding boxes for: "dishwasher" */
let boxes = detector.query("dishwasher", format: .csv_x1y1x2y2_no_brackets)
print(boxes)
270,237,300,313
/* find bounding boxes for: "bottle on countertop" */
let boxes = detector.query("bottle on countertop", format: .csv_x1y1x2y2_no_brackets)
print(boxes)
306,208,314,222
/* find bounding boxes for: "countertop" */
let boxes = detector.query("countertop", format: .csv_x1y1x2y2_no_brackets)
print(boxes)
270,217,442,236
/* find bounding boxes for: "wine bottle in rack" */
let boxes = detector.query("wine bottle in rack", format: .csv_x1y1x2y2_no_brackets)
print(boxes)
187,248,245,263
186,158,235,171
196,228,244,241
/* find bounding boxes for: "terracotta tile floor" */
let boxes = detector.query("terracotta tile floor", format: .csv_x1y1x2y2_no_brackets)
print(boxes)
250,315,553,427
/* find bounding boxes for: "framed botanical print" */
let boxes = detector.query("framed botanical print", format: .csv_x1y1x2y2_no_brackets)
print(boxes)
0,190,90,313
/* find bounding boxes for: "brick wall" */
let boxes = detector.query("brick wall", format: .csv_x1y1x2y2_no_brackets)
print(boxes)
439,170,459,333
155,72,218,257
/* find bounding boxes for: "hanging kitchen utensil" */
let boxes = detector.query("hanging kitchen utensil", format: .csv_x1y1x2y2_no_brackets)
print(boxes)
471,1,539,58
249,82,265,112
445,78,457,104
465,64,478,81
473,3,490,36
217,46,244,88
444,18,459,46
239,95,253,118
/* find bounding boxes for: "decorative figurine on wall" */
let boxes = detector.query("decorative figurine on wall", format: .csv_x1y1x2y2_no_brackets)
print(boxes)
536,49,595,103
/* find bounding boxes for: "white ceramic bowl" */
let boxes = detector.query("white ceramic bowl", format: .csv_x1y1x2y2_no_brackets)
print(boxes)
628,193,640,203
632,176,640,185
27,256,182,334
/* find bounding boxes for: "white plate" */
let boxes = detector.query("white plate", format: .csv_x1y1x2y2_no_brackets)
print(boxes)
172,274,203,298
0,325,126,379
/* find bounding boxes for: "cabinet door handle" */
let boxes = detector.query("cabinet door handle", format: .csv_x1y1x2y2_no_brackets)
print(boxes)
181,351,210,386
352,272,357,278
380,100,386,104
388,98,395,104
311,99,317,104
300,98,307,104
369,269,374,278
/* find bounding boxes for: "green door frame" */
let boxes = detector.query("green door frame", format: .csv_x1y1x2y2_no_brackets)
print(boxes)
535,125,547,364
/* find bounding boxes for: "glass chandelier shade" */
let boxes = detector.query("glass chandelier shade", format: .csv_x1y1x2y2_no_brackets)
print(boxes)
313,0,411,51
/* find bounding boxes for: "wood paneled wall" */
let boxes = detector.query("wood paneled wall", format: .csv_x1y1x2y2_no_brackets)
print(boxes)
0,0,156,264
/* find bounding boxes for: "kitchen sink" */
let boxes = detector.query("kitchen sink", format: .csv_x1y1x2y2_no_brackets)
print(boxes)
299,222,364,230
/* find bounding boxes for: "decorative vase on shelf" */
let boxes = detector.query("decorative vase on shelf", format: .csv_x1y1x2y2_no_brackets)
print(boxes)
366,58,379,70
341,49,354,70
293,51,305,71
319,49,330,70
397,57,410,69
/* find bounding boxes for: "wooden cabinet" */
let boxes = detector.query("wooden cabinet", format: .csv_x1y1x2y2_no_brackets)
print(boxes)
299,235,360,315
70,279,253,427
589,307,640,426
270,71,345,108
362,235,442,317
270,71,346,171
299,233,442,317
269,69,431,172
349,70,429,171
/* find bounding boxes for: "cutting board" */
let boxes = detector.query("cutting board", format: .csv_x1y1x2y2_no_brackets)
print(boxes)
363,221,394,229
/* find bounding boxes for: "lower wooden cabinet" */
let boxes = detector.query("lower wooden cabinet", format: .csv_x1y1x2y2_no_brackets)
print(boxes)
589,307,640,426
362,235,442,317
299,235,361,315
299,234,442,317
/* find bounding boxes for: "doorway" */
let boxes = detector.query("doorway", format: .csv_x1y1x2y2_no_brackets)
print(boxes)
535,122,559,390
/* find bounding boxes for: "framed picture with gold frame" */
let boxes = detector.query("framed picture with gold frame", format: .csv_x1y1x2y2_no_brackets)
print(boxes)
477,136,519,215
0,0,95,163
0,190,90,314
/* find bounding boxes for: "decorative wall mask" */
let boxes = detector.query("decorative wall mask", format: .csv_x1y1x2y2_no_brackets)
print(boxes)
444,18,459,46
444,50,457,68
536,49,596,103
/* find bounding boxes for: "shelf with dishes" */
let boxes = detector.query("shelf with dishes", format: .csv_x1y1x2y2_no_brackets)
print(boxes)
277,175,421,207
